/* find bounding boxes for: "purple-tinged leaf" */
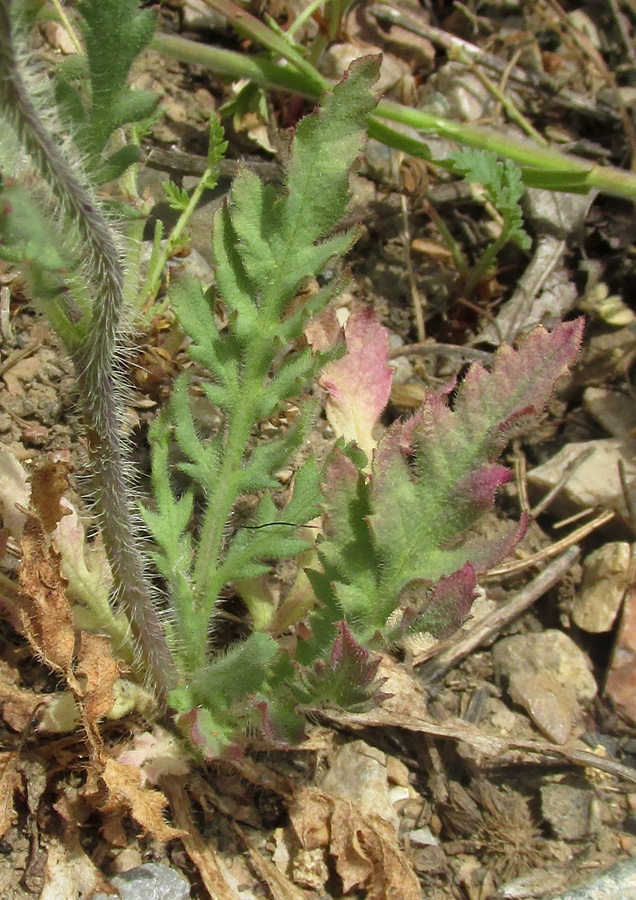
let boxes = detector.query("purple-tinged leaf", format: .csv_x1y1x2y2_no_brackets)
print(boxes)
300,621,389,708
453,464,512,509
315,318,582,648
175,707,243,760
369,321,583,593
320,306,393,463
454,320,584,449
397,562,476,641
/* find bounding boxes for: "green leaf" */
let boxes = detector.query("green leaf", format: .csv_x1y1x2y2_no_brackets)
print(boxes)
110,90,160,130
0,182,73,272
207,115,228,168
451,148,531,251
94,144,141,185
164,181,190,212
159,59,381,748
315,318,585,645
73,0,156,162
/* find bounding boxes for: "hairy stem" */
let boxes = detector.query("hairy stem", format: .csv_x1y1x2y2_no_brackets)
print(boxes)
0,0,176,697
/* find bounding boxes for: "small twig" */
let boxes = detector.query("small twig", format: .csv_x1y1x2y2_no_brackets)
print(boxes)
419,195,469,277
415,545,580,677
400,194,426,342
319,706,636,785
50,0,83,54
619,457,636,532
486,508,615,577
388,342,493,363
0,340,42,378
512,443,531,515
465,55,549,146
143,146,281,182
552,507,596,530
608,0,636,69
0,285,12,343
530,445,596,518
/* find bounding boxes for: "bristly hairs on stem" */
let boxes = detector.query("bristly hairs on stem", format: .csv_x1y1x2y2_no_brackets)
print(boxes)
0,0,176,698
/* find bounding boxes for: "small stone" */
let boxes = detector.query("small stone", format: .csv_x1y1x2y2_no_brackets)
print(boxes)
573,543,632,633
40,21,78,55
419,62,495,121
389,784,411,807
508,669,575,745
499,868,568,899
112,848,143,874
92,863,190,900
528,438,636,516
21,423,48,447
540,784,600,840
605,585,636,725
291,847,329,890
409,826,438,847
493,630,597,743
386,755,410,787
547,856,636,899
583,387,636,439
321,43,409,96
319,739,398,831
412,844,447,875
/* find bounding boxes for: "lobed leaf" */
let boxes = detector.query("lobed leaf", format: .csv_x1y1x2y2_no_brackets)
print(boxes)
450,147,531,250
69,0,158,166
316,318,584,645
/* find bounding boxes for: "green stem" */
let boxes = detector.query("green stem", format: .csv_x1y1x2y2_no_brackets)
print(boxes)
464,227,510,297
152,27,636,201
141,162,218,307
0,1,176,698
287,0,327,37
151,32,323,97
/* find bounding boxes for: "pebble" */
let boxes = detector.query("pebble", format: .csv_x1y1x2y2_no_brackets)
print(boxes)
408,826,438,847
92,863,190,900
528,438,636,517
418,62,495,121
493,630,597,744
573,543,632,633
605,584,636,725
544,857,636,900
319,739,398,831
583,387,636,440
540,783,601,840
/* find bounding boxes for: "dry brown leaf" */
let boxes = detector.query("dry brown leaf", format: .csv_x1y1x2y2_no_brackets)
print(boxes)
98,758,182,842
75,633,121,723
0,658,43,731
162,775,241,900
18,515,75,673
305,304,342,353
290,787,422,900
0,752,20,839
101,812,128,847
30,459,72,534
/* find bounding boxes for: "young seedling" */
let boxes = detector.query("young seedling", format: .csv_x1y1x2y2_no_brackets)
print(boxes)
450,147,532,296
